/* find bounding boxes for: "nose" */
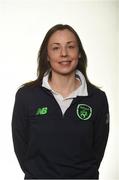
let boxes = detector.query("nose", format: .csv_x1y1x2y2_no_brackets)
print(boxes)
60,46,68,57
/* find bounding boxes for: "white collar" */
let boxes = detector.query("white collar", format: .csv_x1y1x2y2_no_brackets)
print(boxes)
42,70,88,98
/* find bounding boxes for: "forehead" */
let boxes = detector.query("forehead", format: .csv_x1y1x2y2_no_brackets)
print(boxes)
48,29,77,44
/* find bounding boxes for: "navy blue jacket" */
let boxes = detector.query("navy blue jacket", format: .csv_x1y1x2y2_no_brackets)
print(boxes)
12,83,109,179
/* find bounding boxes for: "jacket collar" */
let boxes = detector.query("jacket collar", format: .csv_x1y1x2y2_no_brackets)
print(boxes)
42,70,88,97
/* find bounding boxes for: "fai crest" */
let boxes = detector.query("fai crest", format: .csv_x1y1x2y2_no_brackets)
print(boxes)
77,104,92,120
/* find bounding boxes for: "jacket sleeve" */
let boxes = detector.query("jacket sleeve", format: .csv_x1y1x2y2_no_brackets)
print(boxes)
12,88,29,173
93,92,109,168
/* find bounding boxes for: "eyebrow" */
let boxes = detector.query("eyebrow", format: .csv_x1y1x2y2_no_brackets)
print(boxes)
51,41,76,45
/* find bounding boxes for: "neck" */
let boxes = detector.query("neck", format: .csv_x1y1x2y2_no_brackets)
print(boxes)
48,71,80,97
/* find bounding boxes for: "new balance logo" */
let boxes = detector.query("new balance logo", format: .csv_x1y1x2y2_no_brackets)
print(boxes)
36,107,48,116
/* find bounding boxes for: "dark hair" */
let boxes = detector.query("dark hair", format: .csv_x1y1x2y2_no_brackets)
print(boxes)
23,24,93,87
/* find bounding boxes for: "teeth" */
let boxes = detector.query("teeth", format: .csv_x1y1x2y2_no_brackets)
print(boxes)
59,61,71,65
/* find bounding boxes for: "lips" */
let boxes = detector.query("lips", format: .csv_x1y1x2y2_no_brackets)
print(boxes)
59,60,72,65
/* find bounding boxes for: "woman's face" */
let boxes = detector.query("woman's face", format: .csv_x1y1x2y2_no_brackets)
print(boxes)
47,29,80,76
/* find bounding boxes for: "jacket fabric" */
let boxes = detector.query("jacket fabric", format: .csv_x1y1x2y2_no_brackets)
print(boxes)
12,83,109,179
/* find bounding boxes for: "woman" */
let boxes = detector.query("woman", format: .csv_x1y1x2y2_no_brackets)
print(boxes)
12,24,109,179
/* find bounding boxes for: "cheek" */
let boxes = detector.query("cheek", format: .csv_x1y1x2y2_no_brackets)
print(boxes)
48,54,59,64
71,55,79,68
48,49,57,59
73,59,79,67
70,49,79,59
72,53,79,63
48,56,57,64
48,57,58,68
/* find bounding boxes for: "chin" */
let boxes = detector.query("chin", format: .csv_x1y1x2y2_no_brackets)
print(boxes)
55,69,76,76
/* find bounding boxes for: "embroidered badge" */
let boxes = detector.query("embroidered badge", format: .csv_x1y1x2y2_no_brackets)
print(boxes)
76,104,92,120
36,107,48,116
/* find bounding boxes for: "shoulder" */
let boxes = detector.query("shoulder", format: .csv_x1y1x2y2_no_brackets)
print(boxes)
88,83,105,94
87,83,109,114
87,83,108,101
15,84,42,100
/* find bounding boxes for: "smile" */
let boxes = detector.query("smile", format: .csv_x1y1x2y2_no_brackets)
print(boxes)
59,61,72,65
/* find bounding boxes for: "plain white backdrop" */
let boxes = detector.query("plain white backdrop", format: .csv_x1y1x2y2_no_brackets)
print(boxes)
0,0,118,179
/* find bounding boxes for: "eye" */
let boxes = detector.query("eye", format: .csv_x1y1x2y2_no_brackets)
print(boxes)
68,45,75,49
52,46,60,50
